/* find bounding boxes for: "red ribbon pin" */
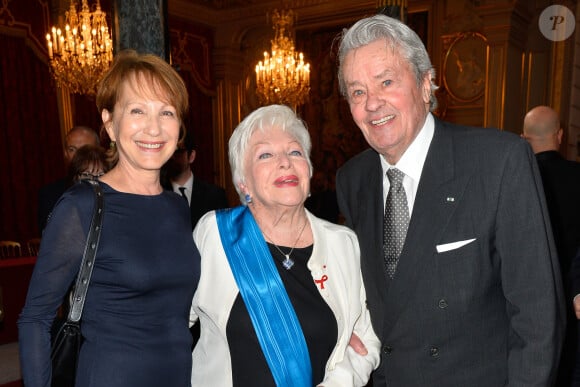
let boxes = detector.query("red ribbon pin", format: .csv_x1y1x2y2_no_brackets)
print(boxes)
314,274,328,289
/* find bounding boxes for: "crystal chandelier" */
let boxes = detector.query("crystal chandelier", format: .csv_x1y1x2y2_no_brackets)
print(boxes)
255,9,310,108
45,0,113,95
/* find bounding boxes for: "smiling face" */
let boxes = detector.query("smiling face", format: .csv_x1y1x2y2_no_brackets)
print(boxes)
342,39,431,164
241,126,310,210
103,75,180,175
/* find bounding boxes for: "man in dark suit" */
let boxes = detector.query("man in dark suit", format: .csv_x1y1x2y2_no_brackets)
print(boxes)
571,248,580,386
162,130,229,230
162,130,228,348
523,105,580,273
38,125,100,231
335,14,565,386
523,105,580,386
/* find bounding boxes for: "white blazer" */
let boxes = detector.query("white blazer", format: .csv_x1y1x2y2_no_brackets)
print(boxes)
190,209,381,387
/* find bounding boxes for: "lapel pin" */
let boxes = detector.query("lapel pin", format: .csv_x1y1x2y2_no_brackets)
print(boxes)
314,275,328,290
446,197,455,202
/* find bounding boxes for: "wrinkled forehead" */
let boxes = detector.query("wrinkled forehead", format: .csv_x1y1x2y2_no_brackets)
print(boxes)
343,42,407,80
348,38,403,64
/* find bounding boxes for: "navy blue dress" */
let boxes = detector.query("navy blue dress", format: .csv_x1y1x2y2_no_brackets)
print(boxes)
19,181,200,387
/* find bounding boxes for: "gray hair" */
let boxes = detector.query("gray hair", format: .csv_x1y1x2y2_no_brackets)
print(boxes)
337,14,439,111
229,104,313,205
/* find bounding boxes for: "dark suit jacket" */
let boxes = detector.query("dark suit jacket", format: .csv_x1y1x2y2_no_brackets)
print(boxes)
535,150,580,385
571,247,580,299
535,150,580,277
169,177,228,348
336,118,565,387
189,178,229,229
163,177,229,230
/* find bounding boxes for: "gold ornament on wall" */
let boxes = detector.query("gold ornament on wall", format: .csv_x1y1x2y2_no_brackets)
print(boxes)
443,32,488,102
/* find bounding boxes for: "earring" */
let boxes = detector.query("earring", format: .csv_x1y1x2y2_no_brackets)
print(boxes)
245,193,252,204
109,141,116,150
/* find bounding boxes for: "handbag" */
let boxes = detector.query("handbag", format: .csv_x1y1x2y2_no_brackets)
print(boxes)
51,180,104,387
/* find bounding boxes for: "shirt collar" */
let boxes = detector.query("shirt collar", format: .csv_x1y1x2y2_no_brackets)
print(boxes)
380,112,434,182
171,173,194,192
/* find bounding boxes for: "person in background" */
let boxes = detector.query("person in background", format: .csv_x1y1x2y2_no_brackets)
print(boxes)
335,14,565,386
68,144,109,183
522,105,580,271
38,125,100,231
45,144,110,320
190,104,380,386
19,49,200,387
571,248,580,386
161,129,228,349
162,129,228,229
574,251,580,320
523,105,580,386
304,152,340,223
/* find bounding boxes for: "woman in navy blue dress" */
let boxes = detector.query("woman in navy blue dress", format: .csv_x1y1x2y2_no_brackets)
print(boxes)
18,50,200,387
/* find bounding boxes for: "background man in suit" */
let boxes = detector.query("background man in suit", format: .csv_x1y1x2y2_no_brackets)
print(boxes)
523,105,580,386
162,130,229,230
38,125,100,231
162,129,228,348
335,14,565,386
571,248,580,385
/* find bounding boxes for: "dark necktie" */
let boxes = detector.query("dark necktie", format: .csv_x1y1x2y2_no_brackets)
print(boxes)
178,187,188,204
383,168,409,278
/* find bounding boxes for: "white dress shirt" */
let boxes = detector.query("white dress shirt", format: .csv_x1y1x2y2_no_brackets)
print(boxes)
171,174,194,205
380,112,434,217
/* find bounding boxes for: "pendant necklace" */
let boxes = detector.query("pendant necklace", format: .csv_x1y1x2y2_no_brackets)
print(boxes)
264,219,308,270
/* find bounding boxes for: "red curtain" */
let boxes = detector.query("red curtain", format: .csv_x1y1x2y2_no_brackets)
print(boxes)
0,34,62,243
0,11,217,245
73,94,105,142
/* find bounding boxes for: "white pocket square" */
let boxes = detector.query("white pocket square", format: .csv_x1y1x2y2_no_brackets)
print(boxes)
436,238,476,253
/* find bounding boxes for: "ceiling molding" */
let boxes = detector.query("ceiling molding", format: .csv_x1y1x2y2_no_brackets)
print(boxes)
169,0,378,30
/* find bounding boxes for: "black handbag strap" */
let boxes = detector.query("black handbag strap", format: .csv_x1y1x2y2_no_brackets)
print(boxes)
67,180,104,323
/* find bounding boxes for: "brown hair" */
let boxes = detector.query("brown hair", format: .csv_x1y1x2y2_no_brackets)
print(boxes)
66,144,109,185
96,50,189,166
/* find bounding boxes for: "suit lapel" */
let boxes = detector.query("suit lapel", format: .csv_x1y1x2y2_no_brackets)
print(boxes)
381,121,470,332
357,153,391,323
369,156,390,290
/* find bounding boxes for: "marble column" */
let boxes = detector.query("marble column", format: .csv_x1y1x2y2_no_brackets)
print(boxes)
112,0,170,60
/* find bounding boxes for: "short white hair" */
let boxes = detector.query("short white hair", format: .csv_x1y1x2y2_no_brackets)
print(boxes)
228,104,313,205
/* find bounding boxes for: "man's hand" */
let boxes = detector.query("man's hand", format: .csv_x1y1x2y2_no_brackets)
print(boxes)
574,295,580,319
349,332,368,355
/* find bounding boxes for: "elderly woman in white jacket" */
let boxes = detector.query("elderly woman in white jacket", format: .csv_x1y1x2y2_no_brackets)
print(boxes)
190,104,380,387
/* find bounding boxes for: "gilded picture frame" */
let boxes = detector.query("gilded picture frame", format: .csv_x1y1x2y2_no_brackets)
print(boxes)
443,32,488,102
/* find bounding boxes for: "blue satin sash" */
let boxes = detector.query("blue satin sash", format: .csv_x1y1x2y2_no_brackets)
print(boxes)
216,206,312,387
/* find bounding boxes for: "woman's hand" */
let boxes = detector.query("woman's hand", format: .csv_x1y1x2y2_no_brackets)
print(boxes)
349,332,368,355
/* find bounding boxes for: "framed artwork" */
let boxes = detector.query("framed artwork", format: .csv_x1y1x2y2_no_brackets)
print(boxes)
443,32,488,102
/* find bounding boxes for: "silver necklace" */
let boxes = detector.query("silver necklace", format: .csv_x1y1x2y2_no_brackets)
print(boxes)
264,219,308,270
